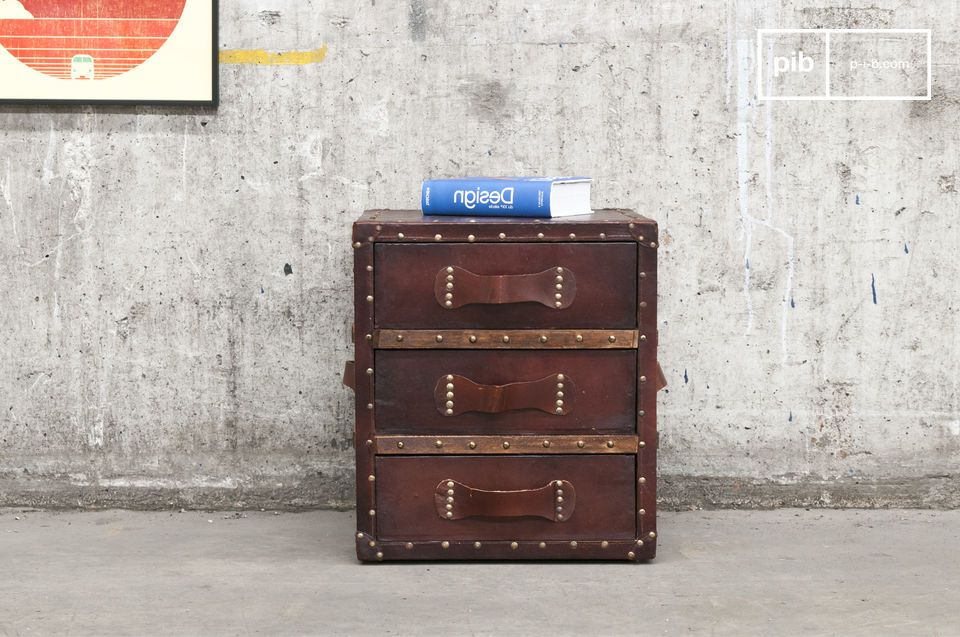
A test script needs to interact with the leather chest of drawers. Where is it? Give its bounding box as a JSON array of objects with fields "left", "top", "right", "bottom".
[{"left": 346, "top": 209, "right": 662, "bottom": 561}]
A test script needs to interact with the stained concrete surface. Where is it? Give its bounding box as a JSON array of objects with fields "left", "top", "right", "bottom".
[
  {"left": 1, "top": 509, "right": 957, "bottom": 636},
  {"left": 2, "top": 1, "right": 959, "bottom": 510}
]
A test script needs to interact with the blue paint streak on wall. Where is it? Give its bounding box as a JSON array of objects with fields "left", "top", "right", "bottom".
[
  {"left": 788, "top": 410, "right": 793, "bottom": 422},
  {"left": 683, "top": 369, "right": 688, "bottom": 384},
  {"left": 855, "top": 193, "right": 860, "bottom": 205},
  {"left": 904, "top": 243, "right": 909, "bottom": 254},
  {"left": 790, "top": 297, "right": 795, "bottom": 308},
  {"left": 745, "top": 258, "right": 750, "bottom": 269},
  {"left": 871, "top": 273, "right": 877, "bottom": 304}
]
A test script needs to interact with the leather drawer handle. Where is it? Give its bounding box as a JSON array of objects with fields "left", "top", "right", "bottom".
[
  {"left": 435, "top": 479, "right": 575, "bottom": 522},
  {"left": 435, "top": 266, "right": 576, "bottom": 310},
  {"left": 436, "top": 373, "right": 573, "bottom": 416}
]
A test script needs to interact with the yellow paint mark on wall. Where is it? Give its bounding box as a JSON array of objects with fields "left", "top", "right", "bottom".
[{"left": 219, "top": 45, "right": 328, "bottom": 65}]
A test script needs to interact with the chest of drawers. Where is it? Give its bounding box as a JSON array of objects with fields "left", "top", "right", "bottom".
[{"left": 347, "top": 209, "right": 661, "bottom": 561}]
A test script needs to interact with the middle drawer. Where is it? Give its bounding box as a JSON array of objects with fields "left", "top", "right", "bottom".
[{"left": 374, "top": 349, "right": 636, "bottom": 435}]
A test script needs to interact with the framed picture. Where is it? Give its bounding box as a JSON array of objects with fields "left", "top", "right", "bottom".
[{"left": 0, "top": 0, "right": 218, "bottom": 106}]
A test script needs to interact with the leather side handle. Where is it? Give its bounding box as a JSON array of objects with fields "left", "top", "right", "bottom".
[
  {"left": 343, "top": 361, "right": 356, "bottom": 391},
  {"left": 436, "top": 373, "right": 573, "bottom": 416},
  {"left": 435, "top": 266, "right": 576, "bottom": 310},
  {"left": 435, "top": 479, "right": 575, "bottom": 522}
]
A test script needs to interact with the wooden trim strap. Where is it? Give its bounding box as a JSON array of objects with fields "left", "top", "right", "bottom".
[
  {"left": 375, "top": 329, "right": 639, "bottom": 349},
  {"left": 376, "top": 435, "right": 640, "bottom": 455}
]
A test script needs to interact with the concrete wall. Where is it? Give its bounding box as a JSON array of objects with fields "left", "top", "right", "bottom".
[{"left": 1, "top": 1, "right": 957, "bottom": 510}]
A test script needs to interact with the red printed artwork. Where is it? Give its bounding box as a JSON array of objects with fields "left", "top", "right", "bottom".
[{"left": 0, "top": 0, "right": 186, "bottom": 80}]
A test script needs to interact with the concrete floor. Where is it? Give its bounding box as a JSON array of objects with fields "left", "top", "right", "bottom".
[{"left": 0, "top": 509, "right": 957, "bottom": 636}]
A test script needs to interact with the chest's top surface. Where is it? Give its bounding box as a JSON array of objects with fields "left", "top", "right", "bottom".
[{"left": 354, "top": 209, "right": 656, "bottom": 243}]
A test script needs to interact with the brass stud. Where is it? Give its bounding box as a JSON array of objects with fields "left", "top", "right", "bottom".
[
  {"left": 627, "top": 551, "right": 635, "bottom": 560},
  {"left": 369, "top": 509, "right": 376, "bottom": 516},
  {"left": 543, "top": 440, "right": 550, "bottom": 448},
  {"left": 601, "top": 541, "right": 609, "bottom": 548},
  {"left": 446, "top": 375, "right": 454, "bottom": 381},
  {"left": 445, "top": 409, "right": 453, "bottom": 416},
  {"left": 640, "top": 301, "right": 648, "bottom": 308},
  {"left": 537, "top": 232, "right": 545, "bottom": 239},
  {"left": 366, "top": 403, "right": 373, "bottom": 410},
  {"left": 435, "top": 440, "right": 443, "bottom": 448},
  {"left": 639, "top": 235, "right": 645, "bottom": 242},
  {"left": 368, "top": 474, "right": 376, "bottom": 482},
  {"left": 556, "top": 489, "right": 563, "bottom": 496},
  {"left": 376, "top": 551, "right": 384, "bottom": 561},
  {"left": 648, "top": 531, "right": 657, "bottom": 539},
  {"left": 365, "top": 334, "right": 372, "bottom": 341},
  {"left": 468, "top": 234, "right": 476, "bottom": 242},
  {"left": 510, "top": 541, "right": 519, "bottom": 550},
  {"left": 436, "top": 335, "right": 444, "bottom": 343},
  {"left": 569, "top": 233, "right": 576, "bottom": 239},
  {"left": 366, "top": 265, "right": 373, "bottom": 272},
  {"left": 555, "top": 480, "right": 563, "bottom": 487},
  {"left": 446, "top": 511, "right": 453, "bottom": 518},
  {"left": 446, "top": 266, "right": 453, "bottom": 273},
  {"left": 577, "top": 440, "right": 585, "bottom": 448},
  {"left": 575, "top": 334, "right": 583, "bottom": 343},
  {"left": 468, "top": 335, "right": 477, "bottom": 343},
  {"left": 397, "top": 233, "right": 405, "bottom": 239},
  {"left": 555, "top": 302, "right": 562, "bottom": 308},
  {"left": 353, "top": 241, "right": 362, "bottom": 249},
  {"left": 557, "top": 374, "right": 565, "bottom": 381},
  {"left": 556, "top": 275, "right": 563, "bottom": 283},
  {"left": 557, "top": 514, "right": 563, "bottom": 520},
  {"left": 606, "top": 440, "right": 614, "bottom": 448},
  {"left": 639, "top": 477, "right": 646, "bottom": 484},
  {"left": 639, "top": 272, "right": 647, "bottom": 278},
  {"left": 639, "top": 441, "right": 646, "bottom": 448},
  {"left": 539, "top": 335, "right": 548, "bottom": 343},
  {"left": 555, "top": 293, "right": 562, "bottom": 300},
  {"left": 441, "top": 541, "right": 450, "bottom": 549},
  {"left": 446, "top": 392, "right": 454, "bottom": 399},
  {"left": 640, "top": 334, "right": 647, "bottom": 341},
  {"left": 539, "top": 542, "right": 547, "bottom": 548},
  {"left": 356, "top": 532, "right": 364, "bottom": 539},
  {"left": 446, "top": 489, "right": 454, "bottom": 496},
  {"left": 639, "top": 509, "right": 646, "bottom": 516},
  {"left": 446, "top": 496, "right": 454, "bottom": 503},
  {"left": 445, "top": 401, "right": 453, "bottom": 409},
  {"left": 502, "top": 335, "right": 510, "bottom": 343},
  {"left": 434, "top": 234, "right": 442, "bottom": 241},
  {"left": 556, "top": 399, "right": 564, "bottom": 407},
  {"left": 502, "top": 441, "right": 510, "bottom": 449},
  {"left": 629, "top": 223, "right": 635, "bottom": 229},
  {"left": 368, "top": 540, "right": 376, "bottom": 547},
  {"left": 636, "top": 539, "right": 644, "bottom": 547},
  {"left": 556, "top": 391, "right": 564, "bottom": 398},
  {"left": 570, "top": 541, "right": 578, "bottom": 549},
  {"left": 366, "top": 439, "right": 373, "bottom": 446},
  {"left": 650, "top": 241, "right": 657, "bottom": 248},
  {"left": 397, "top": 442, "right": 404, "bottom": 449},
  {"left": 555, "top": 283, "right": 563, "bottom": 291},
  {"left": 396, "top": 334, "right": 404, "bottom": 342},
  {"left": 608, "top": 335, "right": 617, "bottom": 343},
  {"left": 468, "top": 441, "right": 476, "bottom": 449},
  {"left": 366, "top": 295, "right": 374, "bottom": 303},
  {"left": 445, "top": 282, "right": 453, "bottom": 290},
  {"left": 640, "top": 375, "right": 647, "bottom": 383},
  {"left": 446, "top": 383, "right": 454, "bottom": 391},
  {"left": 556, "top": 496, "right": 564, "bottom": 503},
  {"left": 474, "top": 541, "right": 482, "bottom": 549},
  {"left": 599, "top": 233, "right": 606, "bottom": 239},
  {"left": 639, "top": 410, "right": 646, "bottom": 416},
  {"left": 555, "top": 407, "right": 563, "bottom": 414},
  {"left": 498, "top": 232, "right": 506, "bottom": 239},
  {"left": 366, "top": 367, "right": 374, "bottom": 376},
  {"left": 557, "top": 383, "right": 564, "bottom": 390},
  {"left": 406, "top": 542, "right": 414, "bottom": 550}
]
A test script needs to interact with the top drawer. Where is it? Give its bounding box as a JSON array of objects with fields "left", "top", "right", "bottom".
[{"left": 373, "top": 243, "right": 637, "bottom": 329}]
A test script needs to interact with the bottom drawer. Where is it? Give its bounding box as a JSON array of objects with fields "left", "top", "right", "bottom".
[{"left": 375, "top": 455, "right": 636, "bottom": 541}]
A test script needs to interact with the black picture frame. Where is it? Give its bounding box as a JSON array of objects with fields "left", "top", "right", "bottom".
[{"left": 0, "top": 0, "right": 218, "bottom": 107}]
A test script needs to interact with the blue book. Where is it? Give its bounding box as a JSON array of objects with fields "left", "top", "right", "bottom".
[{"left": 421, "top": 177, "right": 592, "bottom": 218}]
